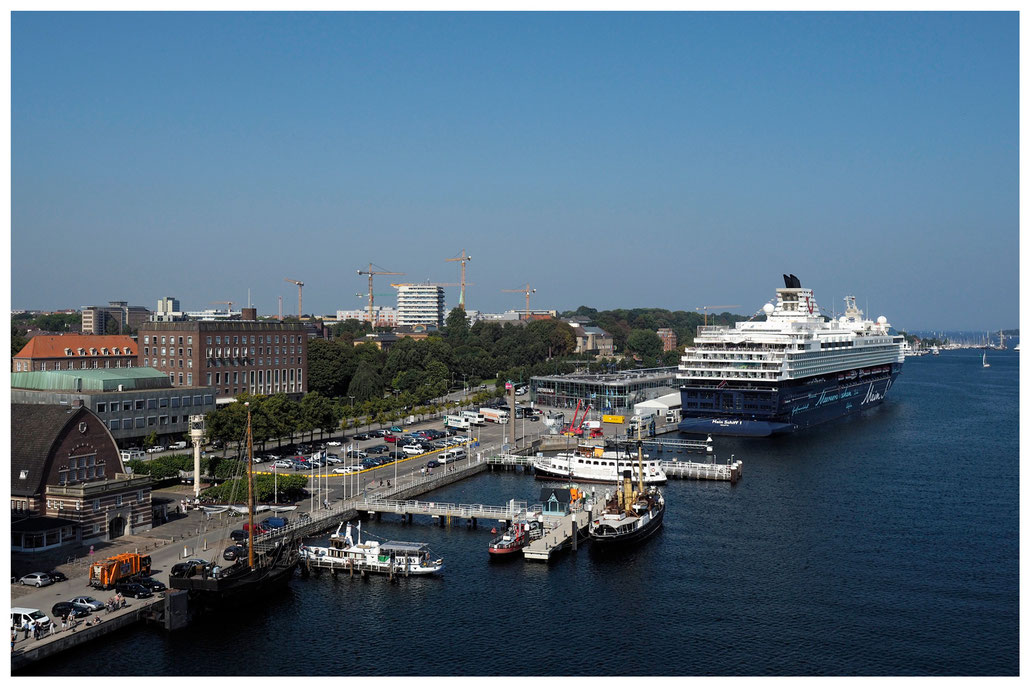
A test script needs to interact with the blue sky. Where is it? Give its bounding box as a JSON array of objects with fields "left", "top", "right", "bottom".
[{"left": 11, "top": 12, "right": 1019, "bottom": 330}]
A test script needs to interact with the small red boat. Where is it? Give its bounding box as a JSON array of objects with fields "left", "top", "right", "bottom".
[{"left": 487, "top": 521, "right": 542, "bottom": 556}]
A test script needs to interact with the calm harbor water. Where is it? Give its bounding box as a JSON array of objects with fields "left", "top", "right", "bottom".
[{"left": 26, "top": 349, "right": 1019, "bottom": 675}]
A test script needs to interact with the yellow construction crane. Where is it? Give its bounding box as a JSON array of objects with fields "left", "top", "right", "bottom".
[
  {"left": 696, "top": 305, "right": 740, "bottom": 326},
  {"left": 211, "top": 300, "right": 234, "bottom": 315},
  {"left": 444, "top": 249, "right": 472, "bottom": 308},
  {"left": 502, "top": 284, "right": 536, "bottom": 319},
  {"left": 357, "top": 264, "right": 404, "bottom": 326},
  {"left": 284, "top": 278, "right": 304, "bottom": 319}
]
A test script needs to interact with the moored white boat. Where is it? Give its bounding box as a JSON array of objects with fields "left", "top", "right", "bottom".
[
  {"left": 533, "top": 445, "right": 667, "bottom": 484},
  {"left": 300, "top": 522, "right": 443, "bottom": 576}
]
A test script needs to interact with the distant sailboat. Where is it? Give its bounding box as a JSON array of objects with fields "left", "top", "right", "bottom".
[{"left": 982, "top": 352, "right": 990, "bottom": 368}]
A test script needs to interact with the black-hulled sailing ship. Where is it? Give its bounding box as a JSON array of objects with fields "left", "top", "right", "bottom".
[
  {"left": 169, "top": 402, "right": 299, "bottom": 605},
  {"left": 588, "top": 442, "right": 665, "bottom": 546}
]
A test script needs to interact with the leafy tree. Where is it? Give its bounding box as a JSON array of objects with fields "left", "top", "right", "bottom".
[
  {"left": 307, "top": 338, "right": 357, "bottom": 397},
  {"left": 264, "top": 394, "right": 300, "bottom": 447},
  {"left": 299, "top": 391, "right": 337, "bottom": 441},
  {"left": 348, "top": 360, "right": 384, "bottom": 403},
  {"left": 626, "top": 329, "right": 663, "bottom": 358},
  {"left": 11, "top": 324, "right": 28, "bottom": 357},
  {"left": 444, "top": 306, "right": 470, "bottom": 342}
]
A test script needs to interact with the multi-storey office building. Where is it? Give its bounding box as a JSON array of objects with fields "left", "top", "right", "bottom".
[
  {"left": 137, "top": 319, "right": 308, "bottom": 399},
  {"left": 395, "top": 283, "right": 445, "bottom": 328},
  {"left": 10, "top": 368, "right": 217, "bottom": 446}
]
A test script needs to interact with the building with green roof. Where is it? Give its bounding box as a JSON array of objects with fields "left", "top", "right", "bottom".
[{"left": 11, "top": 369, "right": 217, "bottom": 447}]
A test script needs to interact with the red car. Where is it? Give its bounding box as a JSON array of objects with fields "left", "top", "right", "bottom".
[
  {"left": 243, "top": 523, "right": 269, "bottom": 534},
  {"left": 384, "top": 434, "right": 399, "bottom": 443}
]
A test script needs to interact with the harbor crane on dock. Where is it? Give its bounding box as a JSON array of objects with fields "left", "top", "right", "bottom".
[
  {"left": 503, "top": 283, "right": 537, "bottom": 319},
  {"left": 445, "top": 249, "right": 472, "bottom": 308},
  {"left": 357, "top": 264, "right": 404, "bottom": 326},
  {"left": 284, "top": 278, "right": 304, "bottom": 319},
  {"left": 696, "top": 304, "right": 740, "bottom": 326}
]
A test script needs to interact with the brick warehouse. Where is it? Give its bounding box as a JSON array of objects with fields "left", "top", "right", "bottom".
[
  {"left": 11, "top": 404, "right": 153, "bottom": 552},
  {"left": 137, "top": 317, "right": 308, "bottom": 399}
]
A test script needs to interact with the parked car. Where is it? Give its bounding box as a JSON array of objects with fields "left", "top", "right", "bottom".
[
  {"left": 18, "top": 572, "right": 53, "bottom": 588},
  {"left": 69, "top": 596, "right": 105, "bottom": 612},
  {"left": 367, "top": 445, "right": 389, "bottom": 454},
  {"left": 293, "top": 459, "right": 312, "bottom": 471},
  {"left": 353, "top": 433, "right": 371, "bottom": 441},
  {"left": 169, "top": 440, "right": 188, "bottom": 450},
  {"left": 370, "top": 429, "right": 388, "bottom": 438},
  {"left": 326, "top": 440, "right": 343, "bottom": 446},
  {"left": 114, "top": 582, "right": 153, "bottom": 599},
  {"left": 243, "top": 523, "right": 269, "bottom": 534},
  {"left": 51, "top": 601, "right": 91, "bottom": 619},
  {"left": 46, "top": 570, "right": 68, "bottom": 583},
  {"left": 146, "top": 445, "right": 166, "bottom": 454},
  {"left": 426, "top": 460, "right": 440, "bottom": 469},
  {"left": 261, "top": 517, "right": 288, "bottom": 530},
  {"left": 384, "top": 434, "right": 399, "bottom": 443},
  {"left": 325, "top": 455, "right": 342, "bottom": 464},
  {"left": 230, "top": 529, "right": 248, "bottom": 543},
  {"left": 272, "top": 460, "right": 293, "bottom": 469},
  {"left": 223, "top": 545, "right": 246, "bottom": 562},
  {"left": 170, "top": 559, "right": 209, "bottom": 578},
  {"left": 333, "top": 465, "right": 360, "bottom": 474},
  {"left": 134, "top": 576, "right": 167, "bottom": 592}
]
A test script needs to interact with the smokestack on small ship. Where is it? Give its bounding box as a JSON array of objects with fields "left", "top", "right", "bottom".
[
  {"left": 622, "top": 469, "right": 633, "bottom": 512},
  {"left": 636, "top": 441, "right": 645, "bottom": 499}
]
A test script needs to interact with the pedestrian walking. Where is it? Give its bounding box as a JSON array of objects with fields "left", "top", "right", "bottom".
[
  {"left": 88, "top": 544, "right": 94, "bottom": 558},
  {"left": 11, "top": 630, "right": 16, "bottom": 651},
  {"left": 21, "top": 621, "right": 29, "bottom": 640},
  {"left": 28, "top": 621, "right": 36, "bottom": 640},
  {"left": 60, "top": 615, "right": 67, "bottom": 631}
]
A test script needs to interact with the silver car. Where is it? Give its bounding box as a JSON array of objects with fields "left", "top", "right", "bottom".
[{"left": 19, "top": 572, "right": 54, "bottom": 588}]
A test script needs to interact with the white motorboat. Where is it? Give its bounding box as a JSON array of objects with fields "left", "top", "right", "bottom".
[{"left": 300, "top": 522, "right": 443, "bottom": 576}]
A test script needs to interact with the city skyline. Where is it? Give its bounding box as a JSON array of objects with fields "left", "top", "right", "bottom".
[{"left": 12, "top": 12, "right": 1019, "bottom": 331}]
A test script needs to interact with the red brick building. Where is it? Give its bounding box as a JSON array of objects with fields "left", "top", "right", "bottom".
[
  {"left": 657, "top": 328, "right": 678, "bottom": 353},
  {"left": 12, "top": 334, "right": 137, "bottom": 373},
  {"left": 138, "top": 319, "right": 308, "bottom": 399},
  {"left": 11, "top": 404, "right": 153, "bottom": 551}
]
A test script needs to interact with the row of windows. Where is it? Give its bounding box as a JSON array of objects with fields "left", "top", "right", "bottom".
[
  {"left": 206, "top": 369, "right": 303, "bottom": 386},
  {"left": 144, "top": 347, "right": 192, "bottom": 357},
  {"left": 143, "top": 335, "right": 194, "bottom": 345},
  {"left": 47, "top": 491, "right": 146, "bottom": 510},
  {"left": 107, "top": 414, "right": 191, "bottom": 430},
  {"left": 18, "top": 360, "right": 135, "bottom": 372},
  {"left": 94, "top": 395, "right": 213, "bottom": 414},
  {"left": 205, "top": 334, "right": 301, "bottom": 345}
]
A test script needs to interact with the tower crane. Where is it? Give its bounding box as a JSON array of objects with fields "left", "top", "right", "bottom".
[
  {"left": 445, "top": 249, "right": 472, "bottom": 308},
  {"left": 211, "top": 301, "right": 234, "bottom": 316},
  {"left": 502, "top": 284, "right": 536, "bottom": 319},
  {"left": 695, "top": 305, "right": 740, "bottom": 326},
  {"left": 284, "top": 278, "right": 304, "bottom": 319},
  {"left": 357, "top": 264, "right": 404, "bottom": 327}
]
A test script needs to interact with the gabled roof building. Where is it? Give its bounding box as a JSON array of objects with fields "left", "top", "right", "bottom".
[{"left": 12, "top": 334, "right": 137, "bottom": 373}]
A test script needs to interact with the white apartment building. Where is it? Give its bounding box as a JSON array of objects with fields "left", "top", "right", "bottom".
[
  {"left": 396, "top": 284, "right": 445, "bottom": 328},
  {"left": 336, "top": 307, "right": 399, "bottom": 327}
]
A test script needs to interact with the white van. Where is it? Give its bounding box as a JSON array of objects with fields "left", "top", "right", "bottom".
[
  {"left": 11, "top": 607, "right": 51, "bottom": 631},
  {"left": 120, "top": 449, "right": 145, "bottom": 461},
  {"left": 169, "top": 441, "right": 188, "bottom": 451}
]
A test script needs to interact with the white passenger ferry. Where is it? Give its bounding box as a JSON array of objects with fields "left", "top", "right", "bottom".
[
  {"left": 678, "top": 274, "right": 905, "bottom": 436},
  {"left": 532, "top": 445, "right": 667, "bottom": 484}
]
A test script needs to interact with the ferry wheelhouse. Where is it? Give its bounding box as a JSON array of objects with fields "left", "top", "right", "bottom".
[{"left": 677, "top": 275, "right": 904, "bottom": 436}]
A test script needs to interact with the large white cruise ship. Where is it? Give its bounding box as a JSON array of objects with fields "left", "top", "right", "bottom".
[{"left": 677, "top": 274, "right": 905, "bottom": 436}]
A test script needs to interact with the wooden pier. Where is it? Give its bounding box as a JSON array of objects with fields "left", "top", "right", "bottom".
[{"left": 522, "top": 503, "right": 600, "bottom": 562}]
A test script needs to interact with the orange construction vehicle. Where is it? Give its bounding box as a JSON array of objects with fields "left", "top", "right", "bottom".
[{"left": 89, "top": 552, "right": 152, "bottom": 590}]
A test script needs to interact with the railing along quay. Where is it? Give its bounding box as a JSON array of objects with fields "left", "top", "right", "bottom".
[{"left": 660, "top": 458, "right": 742, "bottom": 483}]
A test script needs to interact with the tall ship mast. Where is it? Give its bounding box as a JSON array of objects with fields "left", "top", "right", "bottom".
[
  {"left": 677, "top": 274, "right": 904, "bottom": 437},
  {"left": 169, "top": 402, "right": 300, "bottom": 606}
]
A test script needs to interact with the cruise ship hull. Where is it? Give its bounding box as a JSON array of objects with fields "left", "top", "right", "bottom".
[{"left": 678, "top": 365, "right": 902, "bottom": 437}]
